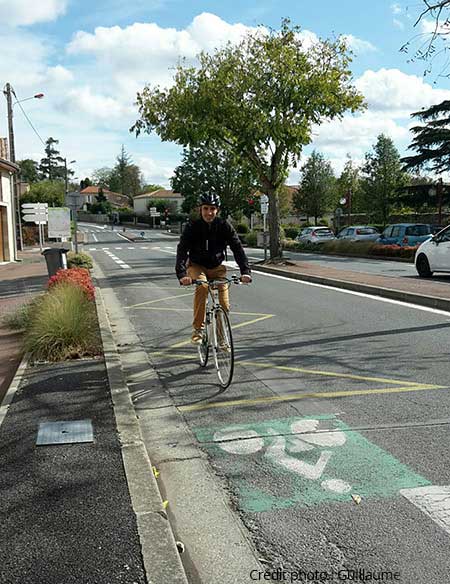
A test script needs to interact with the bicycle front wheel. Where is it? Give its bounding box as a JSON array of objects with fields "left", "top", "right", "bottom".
[
  {"left": 212, "top": 307, "right": 234, "bottom": 388},
  {"left": 198, "top": 325, "right": 209, "bottom": 367}
]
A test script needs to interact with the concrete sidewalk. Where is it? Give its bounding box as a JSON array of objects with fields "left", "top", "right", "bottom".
[{"left": 0, "top": 252, "right": 188, "bottom": 584}]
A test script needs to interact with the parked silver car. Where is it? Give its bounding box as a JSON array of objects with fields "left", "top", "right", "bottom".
[
  {"left": 336, "top": 225, "right": 380, "bottom": 242},
  {"left": 296, "top": 226, "right": 335, "bottom": 244}
]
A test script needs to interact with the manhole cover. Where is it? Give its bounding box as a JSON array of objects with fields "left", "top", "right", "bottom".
[{"left": 36, "top": 420, "right": 94, "bottom": 445}]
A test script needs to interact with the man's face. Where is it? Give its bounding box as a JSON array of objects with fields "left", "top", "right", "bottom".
[{"left": 201, "top": 204, "right": 219, "bottom": 223}]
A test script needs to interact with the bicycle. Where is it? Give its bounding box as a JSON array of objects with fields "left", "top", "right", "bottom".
[{"left": 193, "top": 275, "right": 243, "bottom": 389}]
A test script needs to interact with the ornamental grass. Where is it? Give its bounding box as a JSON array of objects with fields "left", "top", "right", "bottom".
[{"left": 24, "top": 282, "right": 102, "bottom": 362}]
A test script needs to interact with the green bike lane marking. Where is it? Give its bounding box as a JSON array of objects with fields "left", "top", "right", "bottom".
[{"left": 194, "top": 415, "right": 430, "bottom": 512}]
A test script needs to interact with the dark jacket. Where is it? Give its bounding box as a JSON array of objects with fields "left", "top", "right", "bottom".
[{"left": 176, "top": 217, "right": 251, "bottom": 279}]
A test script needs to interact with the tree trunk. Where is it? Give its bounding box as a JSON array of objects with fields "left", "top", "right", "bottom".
[{"left": 267, "top": 187, "right": 282, "bottom": 260}]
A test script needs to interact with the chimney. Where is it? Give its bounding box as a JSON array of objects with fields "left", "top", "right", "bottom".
[{"left": 0, "top": 138, "right": 8, "bottom": 159}]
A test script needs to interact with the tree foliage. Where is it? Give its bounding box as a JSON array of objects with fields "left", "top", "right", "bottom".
[
  {"left": 294, "top": 151, "right": 336, "bottom": 223},
  {"left": 18, "top": 159, "right": 39, "bottom": 184},
  {"left": 402, "top": 100, "right": 450, "bottom": 172},
  {"left": 360, "top": 135, "right": 407, "bottom": 224},
  {"left": 171, "top": 142, "right": 259, "bottom": 217},
  {"left": 335, "top": 157, "right": 365, "bottom": 212},
  {"left": 38, "top": 137, "right": 66, "bottom": 181},
  {"left": 132, "top": 19, "right": 365, "bottom": 258},
  {"left": 21, "top": 180, "right": 65, "bottom": 207}
]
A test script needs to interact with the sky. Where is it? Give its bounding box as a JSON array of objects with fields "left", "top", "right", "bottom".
[{"left": 1, "top": 0, "right": 450, "bottom": 188}]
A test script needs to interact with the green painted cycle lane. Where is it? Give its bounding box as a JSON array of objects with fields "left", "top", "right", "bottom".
[{"left": 194, "top": 414, "right": 430, "bottom": 512}]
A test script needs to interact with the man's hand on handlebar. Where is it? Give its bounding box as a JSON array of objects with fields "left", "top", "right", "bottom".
[{"left": 180, "top": 276, "right": 192, "bottom": 286}]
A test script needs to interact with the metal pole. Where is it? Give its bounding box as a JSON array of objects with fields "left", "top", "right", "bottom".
[
  {"left": 4, "top": 83, "right": 22, "bottom": 256},
  {"left": 263, "top": 213, "right": 267, "bottom": 261},
  {"left": 73, "top": 207, "right": 78, "bottom": 253}
]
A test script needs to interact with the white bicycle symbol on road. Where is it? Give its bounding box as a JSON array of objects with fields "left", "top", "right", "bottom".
[{"left": 214, "top": 418, "right": 352, "bottom": 494}]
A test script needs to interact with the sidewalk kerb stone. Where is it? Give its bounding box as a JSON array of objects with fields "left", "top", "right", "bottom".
[{"left": 95, "top": 278, "right": 189, "bottom": 584}]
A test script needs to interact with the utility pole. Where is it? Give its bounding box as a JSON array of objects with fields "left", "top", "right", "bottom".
[{"left": 4, "top": 83, "right": 22, "bottom": 254}]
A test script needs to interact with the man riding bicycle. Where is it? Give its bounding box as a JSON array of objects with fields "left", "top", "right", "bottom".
[{"left": 176, "top": 193, "right": 252, "bottom": 344}]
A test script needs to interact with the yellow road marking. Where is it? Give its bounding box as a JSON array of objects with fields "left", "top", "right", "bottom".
[
  {"left": 127, "top": 292, "right": 193, "bottom": 309},
  {"left": 239, "top": 361, "right": 435, "bottom": 387},
  {"left": 178, "top": 384, "right": 449, "bottom": 412},
  {"left": 149, "top": 351, "right": 435, "bottom": 389}
]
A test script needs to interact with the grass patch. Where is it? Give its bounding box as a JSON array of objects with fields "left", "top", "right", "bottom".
[
  {"left": 3, "top": 296, "right": 45, "bottom": 331},
  {"left": 24, "top": 283, "right": 102, "bottom": 362}
]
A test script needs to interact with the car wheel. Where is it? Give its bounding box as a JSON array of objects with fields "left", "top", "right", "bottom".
[{"left": 416, "top": 254, "right": 433, "bottom": 278}]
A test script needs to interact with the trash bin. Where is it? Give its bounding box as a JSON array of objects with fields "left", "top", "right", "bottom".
[{"left": 42, "top": 248, "right": 68, "bottom": 277}]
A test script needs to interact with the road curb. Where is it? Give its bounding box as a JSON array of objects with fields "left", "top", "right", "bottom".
[
  {"left": 94, "top": 283, "right": 189, "bottom": 584},
  {"left": 0, "top": 352, "right": 29, "bottom": 429},
  {"left": 252, "top": 264, "right": 450, "bottom": 313}
]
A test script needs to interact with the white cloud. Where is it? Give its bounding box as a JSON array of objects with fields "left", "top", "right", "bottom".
[
  {"left": 0, "top": 0, "right": 68, "bottom": 26},
  {"left": 393, "top": 18, "right": 404, "bottom": 30},
  {"left": 59, "top": 87, "right": 135, "bottom": 121},
  {"left": 342, "top": 34, "right": 376, "bottom": 54},
  {"left": 137, "top": 156, "right": 174, "bottom": 186},
  {"left": 355, "top": 68, "right": 450, "bottom": 116},
  {"left": 391, "top": 3, "right": 402, "bottom": 15},
  {"left": 45, "top": 65, "right": 74, "bottom": 84},
  {"left": 420, "top": 18, "right": 450, "bottom": 35}
]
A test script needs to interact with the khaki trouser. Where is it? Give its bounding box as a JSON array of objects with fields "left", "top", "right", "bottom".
[{"left": 187, "top": 263, "right": 230, "bottom": 330}]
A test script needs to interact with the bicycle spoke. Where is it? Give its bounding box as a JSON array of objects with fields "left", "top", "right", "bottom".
[{"left": 213, "top": 308, "right": 234, "bottom": 388}]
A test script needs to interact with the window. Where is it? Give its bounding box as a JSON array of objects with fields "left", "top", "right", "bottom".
[
  {"left": 356, "top": 228, "right": 377, "bottom": 235},
  {"left": 436, "top": 226, "right": 450, "bottom": 242},
  {"left": 405, "top": 225, "right": 431, "bottom": 236},
  {"left": 391, "top": 226, "right": 401, "bottom": 237},
  {"left": 383, "top": 227, "right": 393, "bottom": 238}
]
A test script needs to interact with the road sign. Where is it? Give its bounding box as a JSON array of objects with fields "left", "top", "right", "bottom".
[
  {"left": 23, "top": 215, "right": 48, "bottom": 223},
  {"left": 21, "top": 203, "right": 48, "bottom": 210},
  {"left": 260, "top": 194, "right": 269, "bottom": 204},
  {"left": 261, "top": 203, "right": 269, "bottom": 214},
  {"left": 48, "top": 207, "right": 71, "bottom": 238}
]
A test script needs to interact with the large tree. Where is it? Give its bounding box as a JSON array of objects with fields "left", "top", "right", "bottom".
[
  {"left": 21, "top": 180, "right": 65, "bottom": 207},
  {"left": 335, "top": 157, "right": 364, "bottom": 213},
  {"left": 294, "top": 150, "right": 336, "bottom": 224},
  {"left": 171, "top": 142, "right": 259, "bottom": 217},
  {"left": 402, "top": 100, "right": 450, "bottom": 173},
  {"left": 38, "top": 137, "right": 66, "bottom": 181},
  {"left": 360, "top": 135, "right": 407, "bottom": 224},
  {"left": 132, "top": 19, "right": 364, "bottom": 259}
]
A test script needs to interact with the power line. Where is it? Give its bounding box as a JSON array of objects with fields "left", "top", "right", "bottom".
[{"left": 11, "top": 87, "right": 46, "bottom": 147}]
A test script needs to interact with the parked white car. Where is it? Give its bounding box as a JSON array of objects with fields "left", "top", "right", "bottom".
[
  {"left": 296, "top": 226, "right": 335, "bottom": 244},
  {"left": 415, "top": 225, "right": 450, "bottom": 277}
]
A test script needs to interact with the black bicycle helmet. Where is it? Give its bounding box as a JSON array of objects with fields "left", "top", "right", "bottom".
[{"left": 199, "top": 192, "right": 221, "bottom": 207}]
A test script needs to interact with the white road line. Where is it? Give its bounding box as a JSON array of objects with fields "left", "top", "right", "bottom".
[
  {"left": 88, "top": 248, "right": 97, "bottom": 251},
  {"left": 128, "top": 246, "right": 135, "bottom": 249},
  {"left": 119, "top": 264, "right": 131, "bottom": 269},
  {"left": 115, "top": 247, "right": 122, "bottom": 250},
  {"left": 92, "top": 234, "right": 98, "bottom": 242},
  {"left": 159, "top": 249, "right": 177, "bottom": 255},
  {"left": 251, "top": 269, "right": 450, "bottom": 317},
  {"left": 115, "top": 260, "right": 126, "bottom": 265},
  {"left": 142, "top": 246, "right": 149, "bottom": 249},
  {"left": 401, "top": 486, "right": 450, "bottom": 536}
]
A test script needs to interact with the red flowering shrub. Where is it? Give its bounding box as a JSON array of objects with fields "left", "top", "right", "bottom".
[
  {"left": 370, "top": 244, "right": 417, "bottom": 259},
  {"left": 48, "top": 268, "right": 95, "bottom": 301}
]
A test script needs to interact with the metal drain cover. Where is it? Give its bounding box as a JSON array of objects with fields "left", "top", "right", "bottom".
[{"left": 36, "top": 420, "right": 94, "bottom": 445}]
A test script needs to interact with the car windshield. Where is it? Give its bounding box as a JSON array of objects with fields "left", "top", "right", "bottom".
[
  {"left": 314, "top": 229, "right": 332, "bottom": 236},
  {"left": 405, "top": 225, "right": 431, "bottom": 236}
]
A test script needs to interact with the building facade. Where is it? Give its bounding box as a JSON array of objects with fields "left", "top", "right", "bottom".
[
  {"left": 133, "top": 189, "right": 183, "bottom": 215},
  {"left": 0, "top": 157, "right": 19, "bottom": 263}
]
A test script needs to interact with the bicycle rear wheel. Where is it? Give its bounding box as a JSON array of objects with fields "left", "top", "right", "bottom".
[
  {"left": 212, "top": 307, "right": 234, "bottom": 388},
  {"left": 198, "top": 325, "right": 209, "bottom": 367}
]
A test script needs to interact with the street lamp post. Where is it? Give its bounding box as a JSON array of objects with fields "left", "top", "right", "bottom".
[{"left": 3, "top": 83, "right": 44, "bottom": 254}]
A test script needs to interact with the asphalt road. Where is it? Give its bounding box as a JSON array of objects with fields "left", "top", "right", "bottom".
[{"left": 81, "top": 224, "right": 450, "bottom": 584}]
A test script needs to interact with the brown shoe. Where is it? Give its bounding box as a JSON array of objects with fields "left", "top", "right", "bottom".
[{"left": 191, "top": 329, "right": 203, "bottom": 344}]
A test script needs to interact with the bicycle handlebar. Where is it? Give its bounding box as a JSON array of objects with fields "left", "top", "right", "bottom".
[{"left": 192, "top": 275, "right": 249, "bottom": 287}]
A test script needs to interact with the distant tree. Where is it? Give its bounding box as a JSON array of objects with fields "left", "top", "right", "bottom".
[
  {"left": 335, "top": 157, "right": 364, "bottom": 212},
  {"left": 38, "top": 137, "right": 65, "bottom": 181},
  {"left": 295, "top": 151, "right": 336, "bottom": 224},
  {"left": 92, "top": 167, "right": 113, "bottom": 188},
  {"left": 17, "top": 159, "right": 39, "bottom": 184},
  {"left": 109, "top": 146, "right": 143, "bottom": 199},
  {"left": 171, "top": 142, "right": 259, "bottom": 217},
  {"left": 360, "top": 134, "right": 407, "bottom": 224},
  {"left": 79, "top": 177, "right": 92, "bottom": 190},
  {"left": 96, "top": 187, "right": 107, "bottom": 203},
  {"left": 142, "top": 183, "right": 165, "bottom": 193},
  {"left": 21, "top": 180, "right": 65, "bottom": 207}
]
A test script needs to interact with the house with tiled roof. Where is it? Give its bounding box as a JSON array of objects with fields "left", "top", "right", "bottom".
[
  {"left": 133, "top": 189, "right": 183, "bottom": 215},
  {"left": 79, "top": 186, "right": 130, "bottom": 209}
]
